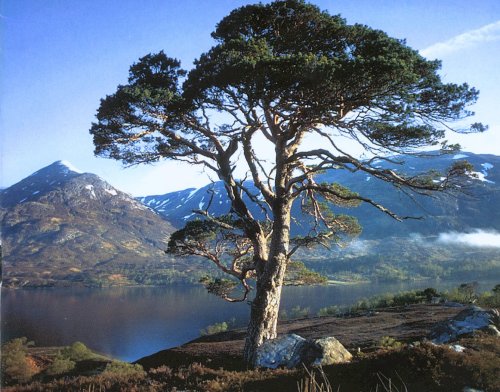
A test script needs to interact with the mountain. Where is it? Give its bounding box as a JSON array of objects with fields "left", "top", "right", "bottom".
[
  {"left": 314, "top": 152, "right": 500, "bottom": 238},
  {"left": 139, "top": 152, "right": 500, "bottom": 237},
  {"left": 2, "top": 153, "right": 498, "bottom": 287},
  {"left": 0, "top": 161, "right": 182, "bottom": 287},
  {"left": 139, "top": 183, "right": 231, "bottom": 227},
  {"left": 138, "top": 152, "right": 500, "bottom": 282}
]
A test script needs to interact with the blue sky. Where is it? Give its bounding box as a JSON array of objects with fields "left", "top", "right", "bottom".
[{"left": 1, "top": 0, "right": 500, "bottom": 196}]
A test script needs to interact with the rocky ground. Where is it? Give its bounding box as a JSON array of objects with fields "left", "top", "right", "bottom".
[
  {"left": 4, "top": 303, "right": 499, "bottom": 391},
  {"left": 136, "top": 303, "right": 465, "bottom": 370}
]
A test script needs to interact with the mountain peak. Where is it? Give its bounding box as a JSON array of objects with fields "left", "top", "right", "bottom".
[
  {"left": 1, "top": 160, "right": 85, "bottom": 207},
  {"left": 1, "top": 163, "right": 176, "bottom": 288},
  {"left": 52, "top": 160, "right": 84, "bottom": 174},
  {"left": 25, "top": 160, "right": 85, "bottom": 180}
]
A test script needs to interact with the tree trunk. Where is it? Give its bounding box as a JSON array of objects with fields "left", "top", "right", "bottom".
[
  {"left": 243, "top": 253, "right": 287, "bottom": 365},
  {"left": 243, "top": 199, "right": 292, "bottom": 366}
]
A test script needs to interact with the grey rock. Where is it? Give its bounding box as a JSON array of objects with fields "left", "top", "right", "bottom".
[
  {"left": 484, "top": 324, "right": 500, "bottom": 337},
  {"left": 255, "top": 334, "right": 352, "bottom": 369},
  {"left": 312, "top": 337, "right": 353, "bottom": 366},
  {"left": 449, "top": 344, "right": 466, "bottom": 353},
  {"left": 430, "top": 306, "right": 500, "bottom": 344},
  {"left": 255, "top": 334, "right": 308, "bottom": 369}
]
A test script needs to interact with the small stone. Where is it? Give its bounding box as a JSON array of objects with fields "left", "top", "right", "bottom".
[
  {"left": 484, "top": 325, "right": 500, "bottom": 337},
  {"left": 312, "top": 337, "right": 353, "bottom": 366},
  {"left": 449, "top": 344, "right": 466, "bottom": 353}
]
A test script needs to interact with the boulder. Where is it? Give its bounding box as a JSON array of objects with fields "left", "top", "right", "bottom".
[
  {"left": 430, "top": 306, "right": 500, "bottom": 344},
  {"left": 484, "top": 324, "right": 500, "bottom": 337},
  {"left": 311, "top": 337, "right": 353, "bottom": 366},
  {"left": 254, "top": 334, "right": 308, "bottom": 369},
  {"left": 254, "top": 334, "right": 352, "bottom": 369},
  {"left": 449, "top": 344, "right": 466, "bottom": 353}
]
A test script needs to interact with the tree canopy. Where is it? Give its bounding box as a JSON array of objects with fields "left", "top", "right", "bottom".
[{"left": 91, "top": 0, "right": 484, "bottom": 364}]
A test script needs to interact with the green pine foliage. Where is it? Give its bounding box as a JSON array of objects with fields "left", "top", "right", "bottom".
[
  {"left": 87, "top": 0, "right": 487, "bottom": 364},
  {"left": 378, "top": 336, "right": 403, "bottom": 350}
]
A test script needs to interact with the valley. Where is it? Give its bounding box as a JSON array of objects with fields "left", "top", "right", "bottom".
[{"left": 1, "top": 153, "right": 499, "bottom": 288}]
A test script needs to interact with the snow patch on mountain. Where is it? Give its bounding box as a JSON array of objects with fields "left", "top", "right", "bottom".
[
  {"left": 105, "top": 188, "right": 118, "bottom": 196},
  {"left": 84, "top": 184, "right": 97, "bottom": 199},
  {"left": 480, "top": 162, "right": 494, "bottom": 182},
  {"left": 57, "top": 160, "right": 83, "bottom": 174},
  {"left": 453, "top": 153, "right": 469, "bottom": 160},
  {"left": 470, "top": 171, "right": 494, "bottom": 184},
  {"left": 186, "top": 188, "right": 198, "bottom": 200}
]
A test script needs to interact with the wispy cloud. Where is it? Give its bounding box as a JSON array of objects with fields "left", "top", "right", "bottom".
[
  {"left": 421, "top": 20, "right": 500, "bottom": 58},
  {"left": 437, "top": 229, "right": 500, "bottom": 248}
]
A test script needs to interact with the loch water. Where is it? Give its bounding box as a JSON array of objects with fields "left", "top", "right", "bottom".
[{"left": 1, "top": 280, "right": 496, "bottom": 362}]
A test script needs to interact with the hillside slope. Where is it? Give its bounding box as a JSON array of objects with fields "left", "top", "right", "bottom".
[
  {"left": 0, "top": 161, "right": 181, "bottom": 287},
  {"left": 138, "top": 152, "right": 500, "bottom": 282}
]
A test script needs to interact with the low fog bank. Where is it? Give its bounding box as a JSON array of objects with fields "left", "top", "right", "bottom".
[
  {"left": 437, "top": 229, "right": 500, "bottom": 248},
  {"left": 339, "top": 229, "right": 500, "bottom": 255}
]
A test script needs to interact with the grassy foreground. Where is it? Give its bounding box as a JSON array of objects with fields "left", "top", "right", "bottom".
[
  {"left": 3, "top": 286, "right": 499, "bottom": 391},
  {"left": 1, "top": 334, "right": 499, "bottom": 391}
]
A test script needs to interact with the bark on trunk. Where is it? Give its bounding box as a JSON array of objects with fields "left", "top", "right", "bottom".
[
  {"left": 243, "top": 199, "right": 292, "bottom": 366},
  {"left": 243, "top": 253, "right": 287, "bottom": 365}
]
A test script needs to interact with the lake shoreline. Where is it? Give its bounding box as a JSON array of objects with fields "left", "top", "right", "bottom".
[
  {"left": 7, "top": 303, "right": 499, "bottom": 392},
  {"left": 3, "top": 280, "right": 498, "bottom": 362},
  {"left": 20, "top": 302, "right": 467, "bottom": 366},
  {"left": 0, "top": 275, "right": 482, "bottom": 290},
  {"left": 134, "top": 303, "right": 464, "bottom": 368}
]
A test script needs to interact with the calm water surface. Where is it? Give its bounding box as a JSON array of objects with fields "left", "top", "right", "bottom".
[{"left": 1, "top": 280, "right": 496, "bottom": 361}]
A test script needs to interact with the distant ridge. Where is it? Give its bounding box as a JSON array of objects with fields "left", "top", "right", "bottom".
[
  {"left": 2, "top": 153, "right": 499, "bottom": 287},
  {"left": 138, "top": 152, "right": 500, "bottom": 238},
  {"left": 0, "top": 161, "right": 179, "bottom": 287},
  {"left": 1, "top": 160, "right": 84, "bottom": 207},
  {"left": 136, "top": 152, "right": 500, "bottom": 283}
]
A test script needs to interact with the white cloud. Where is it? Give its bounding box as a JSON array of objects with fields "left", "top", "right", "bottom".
[
  {"left": 437, "top": 229, "right": 500, "bottom": 248},
  {"left": 421, "top": 20, "right": 500, "bottom": 58}
]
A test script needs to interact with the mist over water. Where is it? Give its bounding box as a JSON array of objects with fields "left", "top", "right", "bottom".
[
  {"left": 2, "top": 280, "right": 497, "bottom": 362},
  {"left": 437, "top": 229, "right": 500, "bottom": 248}
]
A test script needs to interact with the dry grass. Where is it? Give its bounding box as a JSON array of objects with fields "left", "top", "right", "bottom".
[{"left": 4, "top": 333, "right": 499, "bottom": 392}]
